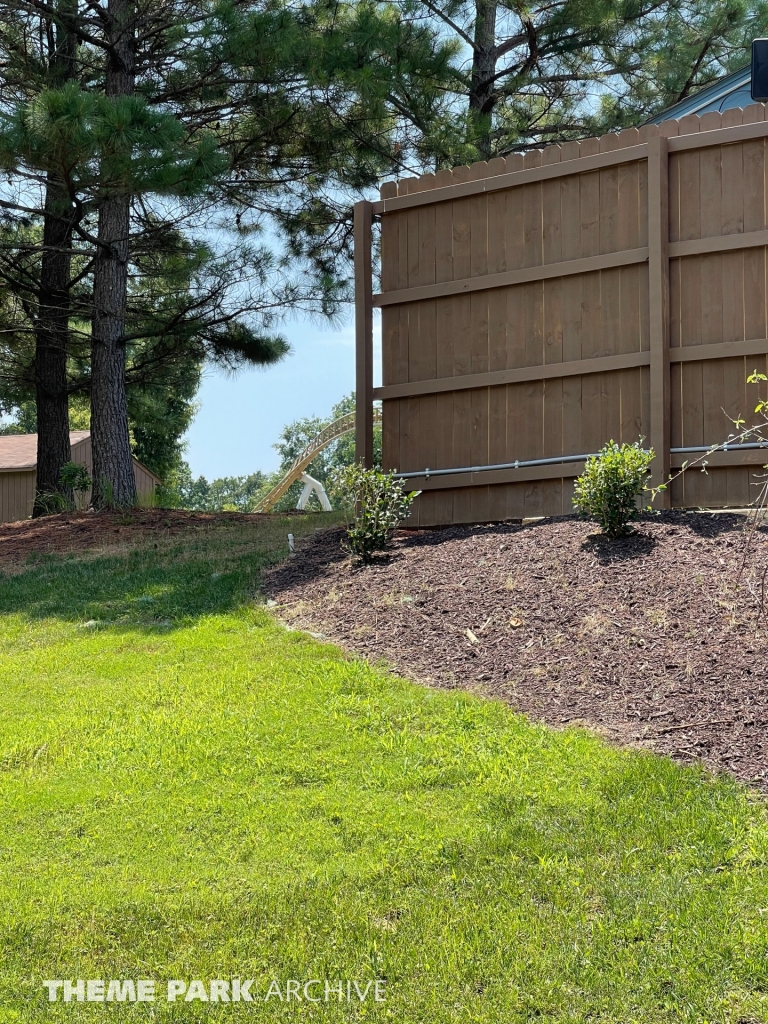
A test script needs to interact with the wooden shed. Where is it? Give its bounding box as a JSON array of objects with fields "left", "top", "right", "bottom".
[{"left": 0, "top": 431, "right": 161, "bottom": 523}]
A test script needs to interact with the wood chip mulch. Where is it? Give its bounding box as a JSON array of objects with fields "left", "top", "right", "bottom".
[{"left": 265, "top": 511, "right": 768, "bottom": 789}]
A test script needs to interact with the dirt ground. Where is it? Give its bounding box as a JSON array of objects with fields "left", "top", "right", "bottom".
[
  {"left": 265, "top": 511, "right": 768, "bottom": 789},
  {"left": 0, "top": 507, "right": 306, "bottom": 565}
]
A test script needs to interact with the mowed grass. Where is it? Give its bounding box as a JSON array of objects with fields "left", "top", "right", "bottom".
[{"left": 1, "top": 516, "right": 768, "bottom": 1022}]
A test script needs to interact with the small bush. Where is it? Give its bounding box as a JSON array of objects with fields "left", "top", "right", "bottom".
[
  {"left": 331, "top": 464, "right": 418, "bottom": 562},
  {"left": 60, "top": 462, "right": 92, "bottom": 509},
  {"left": 573, "top": 441, "right": 654, "bottom": 538},
  {"left": 33, "top": 462, "right": 93, "bottom": 517},
  {"left": 59, "top": 461, "right": 91, "bottom": 494}
]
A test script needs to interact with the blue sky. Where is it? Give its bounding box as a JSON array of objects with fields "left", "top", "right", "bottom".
[{"left": 183, "top": 310, "right": 382, "bottom": 480}]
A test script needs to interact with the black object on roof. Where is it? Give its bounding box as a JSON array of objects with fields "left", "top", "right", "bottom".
[{"left": 752, "top": 40, "right": 768, "bottom": 100}]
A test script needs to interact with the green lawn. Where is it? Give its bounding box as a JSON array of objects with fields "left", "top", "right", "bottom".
[{"left": 1, "top": 514, "right": 768, "bottom": 1022}]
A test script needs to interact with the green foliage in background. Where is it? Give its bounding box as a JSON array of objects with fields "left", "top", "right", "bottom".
[
  {"left": 58, "top": 462, "right": 90, "bottom": 491},
  {"left": 0, "top": 398, "right": 37, "bottom": 435},
  {"left": 162, "top": 393, "right": 382, "bottom": 513},
  {"left": 160, "top": 465, "right": 270, "bottom": 513},
  {"left": 271, "top": 394, "right": 382, "bottom": 512},
  {"left": 391, "top": 0, "right": 768, "bottom": 161},
  {"left": 0, "top": 0, "right": 460, "bottom": 502},
  {"left": 573, "top": 440, "right": 655, "bottom": 538}
]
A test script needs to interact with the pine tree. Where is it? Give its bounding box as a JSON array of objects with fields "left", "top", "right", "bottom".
[
  {"left": 0, "top": 0, "right": 456, "bottom": 508},
  {"left": 89, "top": 0, "right": 139, "bottom": 505},
  {"left": 402, "top": 0, "right": 768, "bottom": 160},
  {"left": 0, "top": 0, "right": 80, "bottom": 508}
]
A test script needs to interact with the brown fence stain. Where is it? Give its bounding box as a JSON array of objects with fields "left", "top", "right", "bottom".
[{"left": 355, "top": 106, "right": 768, "bottom": 526}]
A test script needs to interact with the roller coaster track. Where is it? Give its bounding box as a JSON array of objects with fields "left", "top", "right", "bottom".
[{"left": 253, "top": 407, "right": 382, "bottom": 513}]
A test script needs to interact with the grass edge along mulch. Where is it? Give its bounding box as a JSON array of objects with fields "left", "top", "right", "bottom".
[
  {"left": 1, "top": 512, "right": 768, "bottom": 1021},
  {"left": 266, "top": 510, "right": 768, "bottom": 791}
]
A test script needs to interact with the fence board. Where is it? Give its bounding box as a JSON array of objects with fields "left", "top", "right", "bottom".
[
  {"left": 380, "top": 190, "right": 400, "bottom": 474},
  {"left": 430, "top": 168, "right": 456, "bottom": 524},
  {"left": 600, "top": 134, "right": 624, "bottom": 458},
  {"left": 579, "top": 138, "right": 603, "bottom": 458},
  {"left": 450, "top": 166, "right": 474, "bottom": 523},
  {"left": 648, "top": 135, "right": 671, "bottom": 503},
  {"left": 559, "top": 141, "right": 583, "bottom": 469},
  {"left": 542, "top": 144, "right": 564, "bottom": 514},
  {"left": 487, "top": 159, "right": 510, "bottom": 520},
  {"left": 469, "top": 162, "right": 491, "bottom": 523},
  {"left": 699, "top": 138, "right": 726, "bottom": 507},
  {"left": 619, "top": 154, "right": 644, "bottom": 446}
]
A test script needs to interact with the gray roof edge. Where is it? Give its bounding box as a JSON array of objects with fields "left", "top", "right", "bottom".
[{"left": 645, "top": 64, "right": 751, "bottom": 125}]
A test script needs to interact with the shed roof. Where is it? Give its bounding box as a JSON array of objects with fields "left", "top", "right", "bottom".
[
  {"left": 0, "top": 431, "right": 160, "bottom": 483},
  {"left": 0, "top": 431, "right": 90, "bottom": 471}
]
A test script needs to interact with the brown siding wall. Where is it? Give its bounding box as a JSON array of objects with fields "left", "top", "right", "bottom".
[
  {"left": 133, "top": 462, "right": 158, "bottom": 501},
  {"left": 71, "top": 435, "right": 94, "bottom": 477},
  {"left": 0, "top": 438, "right": 158, "bottom": 522},
  {"left": 0, "top": 471, "right": 36, "bottom": 523},
  {"left": 70, "top": 436, "right": 157, "bottom": 507}
]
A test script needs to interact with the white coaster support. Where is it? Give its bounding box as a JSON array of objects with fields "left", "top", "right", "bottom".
[{"left": 296, "top": 472, "right": 332, "bottom": 512}]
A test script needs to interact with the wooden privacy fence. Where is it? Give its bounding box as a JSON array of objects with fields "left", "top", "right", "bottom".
[{"left": 354, "top": 105, "right": 768, "bottom": 527}]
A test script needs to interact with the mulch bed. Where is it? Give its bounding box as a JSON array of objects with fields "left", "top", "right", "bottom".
[{"left": 265, "top": 511, "right": 768, "bottom": 789}]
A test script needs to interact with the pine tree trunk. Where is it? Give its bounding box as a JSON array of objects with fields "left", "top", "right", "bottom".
[
  {"left": 469, "top": 0, "right": 498, "bottom": 160},
  {"left": 34, "top": 179, "right": 73, "bottom": 511},
  {"left": 32, "top": 0, "right": 77, "bottom": 514},
  {"left": 90, "top": 0, "right": 137, "bottom": 507}
]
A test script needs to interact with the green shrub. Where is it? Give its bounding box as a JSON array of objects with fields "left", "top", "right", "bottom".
[
  {"left": 331, "top": 464, "right": 417, "bottom": 562},
  {"left": 32, "top": 463, "right": 93, "bottom": 517},
  {"left": 573, "top": 441, "right": 654, "bottom": 538},
  {"left": 60, "top": 462, "right": 92, "bottom": 509},
  {"left": 59, "top": 461, "right": 91, "bottom": 494}
]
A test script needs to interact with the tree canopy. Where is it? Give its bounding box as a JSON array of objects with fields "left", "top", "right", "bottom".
[
  {"left": 394, "top": 0, "right": 768, "bottom": 161},
  {"left": 0, "top": 0, "right": 455, "bottom": 506}
]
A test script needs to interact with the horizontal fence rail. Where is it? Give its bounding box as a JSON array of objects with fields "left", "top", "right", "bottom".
[
  {"left": 395, "top": 441, "right": 768, "bottom": 479},
  {"left": 372, "top": 249, "right": 649, "bottom": 307},
  {"left": 372, "top": 144, "right": 650, "bottom": 214}
]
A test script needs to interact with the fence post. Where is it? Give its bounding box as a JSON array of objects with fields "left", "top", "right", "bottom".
[
  {"left": 354, "top": 201, "right": 374, "bottom": 468},
  {"left": 647, "top": 135, "right": 671, "bottom": 507}
]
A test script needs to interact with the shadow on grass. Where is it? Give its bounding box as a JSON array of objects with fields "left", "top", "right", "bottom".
[
  {"left": 265, "top": 527, "right": 351, "bottom": 595},
  {"left": 0, "top": 514, "right": 341, "bottom": 629}
]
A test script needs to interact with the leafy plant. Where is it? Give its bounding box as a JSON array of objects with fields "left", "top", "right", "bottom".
[
  {"left": 573, "top": 441, "right": 654, "bottom": 538},
  {"left": 748, "top": 369, "right": 768, "bottom": 414},
  {"left": 33, "top": 462, "right": 92, "bottom": 516},
  {"left": 100, "top": 479, "right": 115, "bottom": 510},
  {"left": 331, "top": 464, "right": 417, "bottom": 562},
  {"left": 33, "top": 490, "right": 69, "bottom": 516},
  {"left": 59, "top": 462, "right": 92, "bottom": 509}
]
